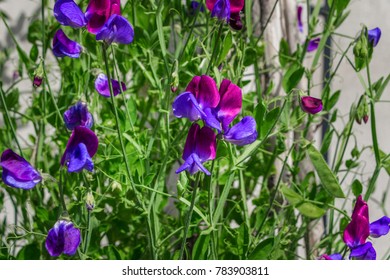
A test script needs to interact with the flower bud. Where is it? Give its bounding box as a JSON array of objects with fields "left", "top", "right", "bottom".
[
  {"left": 85, "top": 191, "right": 95, "bottom": 211},
  {"left": 355, "top": 95, "right": 369, "bottom": 125},
  {"left": 300, "top": 96, "right": 323, "bottom": 114},
  {"left": 33, "top": 59, "right": 44, "bottom": 88}
]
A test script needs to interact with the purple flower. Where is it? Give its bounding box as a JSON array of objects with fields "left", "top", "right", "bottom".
[
  {"left": 53, "top": 29, "right": 82, "bottom": 58},
  {"left": 86, "top": 0, "right": 121, "bottom": 34},
  {"left": 0, "top": 149, "right": 42, "bottom": 190},
  {"left": 96, "top": 14, "right": 134, "bottom": 45},
  {"left": 368, "top": 27, "right": 381, "bottom": 47},
  {"left": 190, "top": 1, "right": 205, "bottom": 14},
  {"left": 54, "top": 0, "right": 87, "bottom": 28},
  {"left": 176, "top": 123, "right": 216, "bottom": 176},
  {"left": 307, "top": 38, "right": 320, "bottom": 52},
  {"left": 172, "top": 76, "right": 257, "bottom": 146},
  {"left": 61, "top": 126, "right": 98, "bottom": 173},
  {"left": 300, "top": 96, "right": 323, "bottom": 114},
  {"left": 63, "top": 101, "right": 94, "bottom": 130},
  {"left": 349, "top": 242, "right": 376, "bottom": 260},
  {"left": 45, "top": 220, "right": 81, "bottom": 257},
  {"left": 297, "top": 5, "right": 303, "bottom": 33},
  {"left": 33, "top": 76, "right": 43, "bottom": 88},
  {"left": 229, "top": 12, "right": 243, "bottom": 31},
  {"left": 95, "top": 73, "right": 126, "bottom": 98},
  {"left": 209, "top": 0, "right": 231, "bottom": 22},
  {"left": 319, "top": 253, "right": 343, "bottom": 260},
  {"left": 370, "top": 216, "right": 390, "bottom": 238}
]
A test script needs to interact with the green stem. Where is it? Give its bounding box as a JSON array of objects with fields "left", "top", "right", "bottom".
[
  {"left": 179, "top": 173, "right": 201, "bottom": 260},
  {"left": 205, "top": 22, "right": 224, "bottom": 75}
]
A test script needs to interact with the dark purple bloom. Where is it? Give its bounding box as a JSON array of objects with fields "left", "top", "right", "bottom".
[
  {"left": 63, "top": 101, "right": 94, "bottom": 130},
  {"left": 209, "top": 0, "right": 231, "bottom": 22},
  {"left": 223, "top": 116, "right": 258, "bottom": 146},
  {"left": 96, "top": 14, "right": 134, "bottom": 45},
  {"left": 86, "top": 0, "right": 121, "bottom": 34},
  {"left": 61, "top": 126, "right": 98, "bottom": 173},
  {"left": 53, "top": 29, "right": 82, "bottom": 58},
  {"left": 176, "top": 124, "right": 216, "bottom": 176},
  {"left": 45, "top": 220, "right": 81, "bottom": 257},
  {"left": 307, "top": 38, "right": 320, "bottom": 52},
  {"left": 320, "top": 253, "right": 343, "bottom": 260},
  {"left": 300, "top": 96, "right": 323, "bottom": 114},
  {"left": 95, "top": 73, "right": 126, "bottom": 98},
  {"left": 229, "top": 12, "right": 243, "bottom": 31},
  {"left": 54, "top": 0, "right": 87, "bottom": 28},
  {"left": 349, "top": 242, "right": 376, "bottom": 260},
  {"left": 33, "top": 76, "right": 43, "bottom": 88},
  {"left": 368, "top": 27, "right": 381, "bottom": 47},
  {"left": 297, "top": 5, "right": 303, "bottom": 33},
  {"left": 370, "top": 216, "right": 390, "bottom": 238},
  {"left": 0, "top": 149, "right": 42, "bottom": 190}
]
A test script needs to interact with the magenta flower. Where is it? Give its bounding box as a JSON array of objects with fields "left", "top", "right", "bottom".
[
  {"left": 368, "top": 27, "right": 381, "bottom": 47},
  {"left": 33, "top": 76, "right": 43, "bottom": 88},
  {"left": 206, "top": 0, "right": 244, "bottom": 26},
  {"left": 85, "top": 0, "right": 121, "bottom": 34},
  {"left": 53, "top": 29, "right": 82, "bottom": 58},
  {"left": 172, "top": 76, "right": 257, "bottom": 146},
  {"left": 95, "top": 73, "right": 126, "bottom": 97},
  {"left": 54, "top": 0, "right": 87, "bottom": 28},
  {"left": 300, "top": 96, "right": 323, "bottom": 114},
  {"left": 297, "top": 5, "right": 303, "bottom": 33},
  {"left": 0, "top": 149, "right": 42, "bottom": 190},
  {"left": 96, "top": 14, "right": 134, "bottom": 45},
  {"left": 176, "top": 123, "right": 216, "bottom": 176},
  {"left": 45, "top": 220, "right": 81, "bottom": 257},
  {"left": 61, "top": 126, "right": 98, "bottom": 173},
  {"left": 63, "top": 101, "right": 94, "bottom": 130},
  {"left": 307, "top": 38, "right": 320, "bottom": 52}
]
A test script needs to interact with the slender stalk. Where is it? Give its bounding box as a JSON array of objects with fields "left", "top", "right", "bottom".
[
  {"left": 179, "top": 173, "right": 201, "bottom": 260},
  {"left": 205, "top": 22, "right": 224, "bottom": 75}
]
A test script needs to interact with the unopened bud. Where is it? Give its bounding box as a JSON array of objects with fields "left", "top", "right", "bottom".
[
  {"left": 33, "top": 58, "right": 44, "bottom": 88},
  {"left": 85, "top": 191, "right": 95, "bottom": 211}
]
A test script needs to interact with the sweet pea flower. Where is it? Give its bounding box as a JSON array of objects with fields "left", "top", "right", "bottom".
[
  {"left": 54, "top": 0, "right": 87, "bottom": 28},
  {"left": 0, "top": 149, "right": 42, "bottom": 190},
  {"left": 297, "top": 5, "right": 303, "bottom": 33},
  {"left": 368, "top": 27, "right": 381, "bottom": 47},
  {"left": 61, "top": 126, "right": 98, "bottom": 173},
  {"left": 176, "top": 123, "right": 216, "bottom": 176},
  {"left": 53, "top": 29, "right": 83, "bottom": 58},
  {"left": 300, "top": 96, "right": 323, "bottom": 114},
  {"left": 86, "top": 0, "right": 121, "bottom": 34},
  {"left": 206, "top": 0, "right": 244, "bottom": 27},
  {"left": 95, "top": 14, "right": 134, "bottom": 45},
  {"left": 63, "top": 101, "right": 94, "bottom": 130},
  {"left": 307, "top": 38, "right": 320, "bottom": 52},
  {"left": 45, "top": 220, "right": 81, "bottom": 257},
  {"left": 319, "top": 254, "right": 343, "bottom": 260},
  {"left": 370, "top": 216, "right": 390, "bottom": 237},
  {"left": 172, "top": 76, "right": 257, "bottom": 145},
  {"left": 95, "top": 73, "right": 126, "bottom": 97}
]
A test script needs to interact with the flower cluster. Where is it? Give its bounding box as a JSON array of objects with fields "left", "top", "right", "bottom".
[
  {"left": 172, "top": 75, "right": 258, "bottom": 175},
  {"left": 52, "top": 0, "right": 134, "bottom": 58},
  {"left": 322, "top": 195, "right": 390, "bottom": 260},
  {"left": 62, "top": 102, "right": 98, "bottom": 173},
  {"left": 205, "top": 0, "right": 244, "bottom": 30}
]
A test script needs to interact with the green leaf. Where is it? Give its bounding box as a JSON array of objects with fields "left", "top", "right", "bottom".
[
  {"left": 374, "top": 74, "right": 390, "bottom": 101},
  {"left": 320, "top": 129, "right": 334, "bottom": 155},
  {"left": 307, "top": 143, "right": 345, "bottom": 198},
  {"left": 29, "top": 44, "right": 38, "bottom": 62},
  {"left": 261, "top": 107, "right": 280, "bottom": 139},
  {"left": 248, "top": 238, "right": 274, "bottom": 260},
  {"left": 217, "top": 31, "right": 232, "bottom": 65},
  {"left": 379, "top": 149, "right": 390, "bottom": 176},
  {"left": 280, "top": 185, "right": 303, "bottom": 205},
  {"left": 279, "top": 38, "right": 291, "bottom": 67},
  {"left": 296, "top": 202, "right": 326, "bottom": 218},
  {"left": 351, "top": 179, "right": 363, "bottom": 196},
  {"left": 282, "top": 65, "right": 304, "bottom": 93},
  {"left": 192, "top": 233, "right": 210, "bottom": 260}
]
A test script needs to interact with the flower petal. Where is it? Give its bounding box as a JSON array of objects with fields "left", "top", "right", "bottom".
[
  {"left": 85, "top": 0, "right": 111, "bottom": 34},
  {"left": 320, "top": 253, "right": 343, "bottom": 260},
  {"left": 95, "top": 73, "right": 126, "bottom": 98},
  {"left": 186, "top": 75, "right": 220, "bottom": 110},
  {"left": 0, "top": 149, "right": 41, "bottom": 190},
  {"left": 349, "top": 242, "right": 376, "bottom": 260},
  {"left": 96, "top": 14, "right": 134, "bottom": 45},
  {"left": 172, "top": 92, "right": 203, "bottom": 122},
  {"left": 297, "top": 5, "right": 303, "bottom": 33},
  {"left": 45, "top": 220, "right": 66, "bottom": 257},
  {"left": 217, "top": 79, "right": 242, "bottom": 131},
  {"left": 307, "top": 38, "right": 320, "bottom": 52},
  {"left": 370, "top": 216, "right": 390, "bottom": 238},
  {"left": 63, "top": 222, "right": 81, "bottom": 255},
  {"left": 54, "top": 0, "right": 86, "bottom": 28},
  {"left": 224, "top": 116, "right": 258, "bottom": 146},
  {"left": 368, "top": 27, "right": 381, "bottom": 47},
  {"left": 67, "top": 143, "right": 94, "bottom": 173},
  {"left": 195, "top": 126, "right": 217, "bottom": 162},
  {"left": 182, "top": 123, "right": 200, "bottom": 160},
  {"left": 53, "top": 29, "right": 82, "bottom": 58},
  {"left": 211, "top": 0, "right": 231, "bottom": 22},
  {"left": 63, "top": 101, "right": 94, "bottom": 130},
  {"left": 300, "top": 96, "right": 323, "bottom": 114},
  {"left": 206, "top": 0, "right": 244, "bottom": 14}
]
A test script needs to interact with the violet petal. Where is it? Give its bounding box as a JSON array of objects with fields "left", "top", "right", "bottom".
[
  {"left": 349, "top": 242, "right": 376, "bottom": 260},
  {"left": 95, "top": 73, "right": 126, "bottom": 98},
  {"left": 217, "top": 79, "right": 242, "bottom": 131},
  {"left": 53, "top": 29, "right": 82, "bottom": 58},
  {"left": 172, "top": 92, "right": 204, "bottom": 122},
  {"left": 370, "top": 216, "right": 390, "bottom": 238},
  {"left": 45, "top": 220, "right": 81, "bottom": 257},
  {"left": 186, "top": 75, "right": 220, "bottom": 111},
  {"left": 54, "top": 0, "right": 86, "bottom": 28},
  {"left": 307, "top": 38, "right": 320, "bottom": 52},
  {"left": 211, "top": 0, "right": 231, "bottom": 22},
  {"left": 96, "top": 14, "right": 134, "bottom": 45},
  {"left": 63, "top": 101, "right": 94, "bottom": 130},
  {"left": 67, "top": 143, "right": 94, "bottom": 173},
  {"left": 224, "top": 116, "right": 258, "bottom": 146},
  {"left": 368, "top": 27, "right": 381, "bottom": 47}
]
